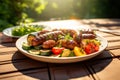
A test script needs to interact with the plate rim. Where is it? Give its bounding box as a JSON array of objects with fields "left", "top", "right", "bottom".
[
  {"left": 2, "top": 25, "right": 47, "bottom": 38},
  {"left": 2, "top": 26, "right": 21, "bottom": 38}
]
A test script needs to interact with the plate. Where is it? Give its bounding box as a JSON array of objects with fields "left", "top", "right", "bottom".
[
  {"left": 16, "top": 33, "right": 108, "bottom": 63},
  {"left": 2, "top": 25, "right": 47, "bottom": 38},
  {"left": 2, "top": 27, "right": 20, "bottom": 38}
]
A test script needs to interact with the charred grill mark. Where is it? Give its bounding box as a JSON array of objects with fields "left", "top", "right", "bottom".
[
  {"left": 29, "top": 31, "right": 64, "bottom": 46},
  {"left": 82, "top": 34, "right": 96, "bottom": 39},
  {"left": 52, "top": 29, "right": 77, "bottom": 37}
]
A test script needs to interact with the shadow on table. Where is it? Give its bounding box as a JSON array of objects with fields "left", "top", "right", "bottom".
[
  {"left": 12, "top": 51, "right": 49, "bottom": 80},
  {"left": 0, "top": 36, "right": 18, "bottom": 47},
  {"left": 12, "top": 50, "right": 112, "bottom": 80},
  {"left": 82, "top": 19, "right": 120, "bottom": 30},
  {"left": 84, "top": 50, "right": 113, "bottom": 74},
  {"left": 47, "top": 51, "right": 113, "bottom": 80}
]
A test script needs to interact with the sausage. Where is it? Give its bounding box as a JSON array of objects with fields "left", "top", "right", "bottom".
[
  {"left": 80, "top": 29, "right": 94, "bottom": 34},
  {"left": 82, "top": 34, "right": 96, "bottom": 39},
  {"left": 31, "top": 38, "right": 42, "bottom": 46},
  {"left": 28, "top": 31, "right": 64, "bottom": 46},
  {"left": 73, "top": 33, "right": 82, "bottom": 46},
  {"left": 42, "top": 40, "right": 56, "bottom": 49},
  {"left": 57, "top": 39, "right": 78, "bottom": 49},
  {"left": 52, "top": 29, "right": 77, "bottom": 37},
  {"left": 73, "top": 32, "right": 96, "bottom": 46},
  {"left": 37, "top": 30, "right": 50, "bottom": 35},
  {"left": 28, "top": 29, "right": 96, "bottom": 47}
]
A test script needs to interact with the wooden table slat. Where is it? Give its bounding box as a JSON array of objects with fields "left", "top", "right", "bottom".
[
  {"left": 0, "top": 58, "right": 47, "bottom": 74},
  {"left": 0, "top": 69, "right": 49, "bottom": 80},
  {"left": 110, "top": 49, "right": 120, "bottom": 57},
  {"left": 0, "top": 42, "right": 15, "bottom": 48},
  {"left": 0, "top": 47, "right": 18, "bottom": 53},
  {"left": 89, "top": 59, "right": 120, "bottom": 80},
  {"left": 0, "top": 52, "right": 27, "bottom": 62},
  {"left": 107, "top": 41, "right": 120, "bottom": 50},
  {"left": 49, "top": 63, "right": 93, "bottom": 80}
]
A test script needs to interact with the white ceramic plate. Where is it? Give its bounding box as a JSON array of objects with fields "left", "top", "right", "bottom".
[
  {"left": 16, "top": 34, "right": 108, "bottom": 63},
  {"left": 2, "top": 27, "right": 20, "bottom": 38},
  {"left": 2, "top": 25, "right": 47, "bottom": 38}
]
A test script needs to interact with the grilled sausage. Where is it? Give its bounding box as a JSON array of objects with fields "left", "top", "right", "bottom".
[
  {"left": 57, "top": 39, "right": 78, "bottom": 49},
  {"left": 42, "top": 40, "right": 56, "bottom": 49},
  {"left": 80, "top": 29, "right": 94, "bottom": 34},
  {"left": 82, "top": 34, "right": 96, "bottom": 39},
  {"left": 37, "top": 30, "right": 50, "bottom": 35},
  {"left": 52, "top": 29, "right": 77, "bottom": 37},
  {"left": 73, "top": 31, "right": 96, "bottom": 45},
  {"left": 28, "top": 29, "right": 96, "bottom": 47},
  {"left": 28, "top": 31, "right": 64, "bottom": 46}
]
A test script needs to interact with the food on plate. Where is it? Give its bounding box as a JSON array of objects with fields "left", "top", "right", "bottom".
[
  {"left": 42, "top": 40, "right": 56, "bottom": 49},
  {"left": 73, "top": 46, "right": 86, "bottom": 56},
  {"left": 22, "top": 28, "right": 101, "bottom": 57},
  {"left": 27, "top": 31, "right": 64, "bottom": 46},
  {"left": 12, "top": 25, "right": 44, "bottom": 36},
  {"left": 52, "top": 47, "right": 65, "bottom": 55},
  {"left": 60, "top": 49, "right": 71, "bottom": 57},
  {"left": 56, "top": 39, "right": 78, "bottom": 49}
]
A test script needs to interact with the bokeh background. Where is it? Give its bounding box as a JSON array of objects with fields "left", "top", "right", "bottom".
[{"left": 0, "top": 0, "right": 120, "bottom": 31}]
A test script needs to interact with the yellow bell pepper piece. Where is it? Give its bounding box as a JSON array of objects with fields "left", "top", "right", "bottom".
[{"left": 73, "top": 46, "right": 86, "bottom": 56}]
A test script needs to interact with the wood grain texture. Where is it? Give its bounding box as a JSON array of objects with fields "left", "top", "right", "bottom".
[{"left": 89, "top": 59, "right": 120, "bottom": 80}]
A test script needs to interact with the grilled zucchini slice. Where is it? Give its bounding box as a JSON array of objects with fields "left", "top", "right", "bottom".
[
  {"left": 27, "top": 34, "right": 36, "bottom": 46},
  {"left": 40, "top": 50, "right": 52, "bottom": 56},
  {"left": 28, "top": 49, "right": 40, "bottom": 55}
]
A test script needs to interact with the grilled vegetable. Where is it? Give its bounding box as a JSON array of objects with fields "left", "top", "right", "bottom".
[
  {"left": 52, "top": 47, "right": 65, "bottom": 55},
  {"left": 27, "top": 34, "right": 36, "bottom": 46},
  {"left": 34, "top": 45, "right": 42, "bottom": 50},
  {"left": 73, "top": 46, "right": 86, "bottom": 56},
  {"left": 60, "top": 49, "right": 71, "bottom": 57},
  {"left": 40, "top": 50, "right": 52, "bottom": 56},
  {"left": 83, "top": 39, "right": 100, "bottom": 54},
  {"left": 28, "top": 49, "right": 40, "bottom": 55},
  {"left": 22, "top": 42, "right": 31, "bottom": 50},
  {"left": 68, "top": 51, "right": 75, "bottom": 57}
]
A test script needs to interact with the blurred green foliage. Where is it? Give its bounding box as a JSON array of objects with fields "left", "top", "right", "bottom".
[
  {"left": 0, "top": 0, "right": 47, "bottom": 31},
  {"left": 37, "top": 0, "right": 120, "bottom": 20},
  {"left": 0, "top": 0, "right": 120, "bottom": 31}
]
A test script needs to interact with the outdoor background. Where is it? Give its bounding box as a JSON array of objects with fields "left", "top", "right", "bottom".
[{"left": 0, "top": 0, "right": 120, "bottom": 31}]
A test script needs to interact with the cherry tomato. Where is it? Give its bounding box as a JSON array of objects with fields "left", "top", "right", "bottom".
[
  {"left": 95, "top": 45, "right": 99, "bottom": 51},
  {"left": 84, "top": 42, "right": 99, "bottom": 54},
  {"left": 84, "top": 44, "right": 92, "bottom": 54},
  {"left": 52, "top": 47, "right": 65, "bottom": 55}
]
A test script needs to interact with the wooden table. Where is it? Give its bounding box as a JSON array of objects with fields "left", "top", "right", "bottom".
[{"left": 0, "top": 19, "right": 120, "bottom": 80}]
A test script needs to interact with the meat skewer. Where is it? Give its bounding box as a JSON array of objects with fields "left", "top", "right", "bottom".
[
  {"left": 27, "top": 29, "right": 96, "bottom": 49},
  {"left": 27, "top": 31, "right": 64, "bottom": 46}
]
